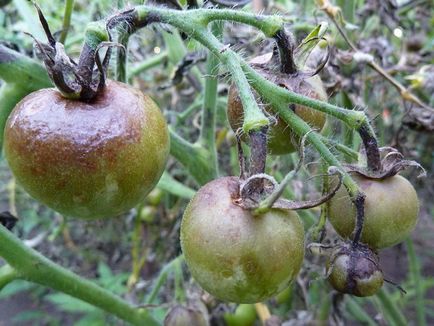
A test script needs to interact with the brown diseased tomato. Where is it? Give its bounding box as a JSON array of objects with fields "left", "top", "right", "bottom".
[
  {"left": 327, "top": 243, "right": 384, "bottom": 297},
  {"left": 328, "top": 174, "right": 419, "bottom": 249},
  {"left": 227, "top": 75, "right": 327, "bottom": 155},
  {"left": 180, "top": 176, "right": 305, "bottom": 304},
  {"left": 4, "top": 80, "right": 169, "bottom": 219}
]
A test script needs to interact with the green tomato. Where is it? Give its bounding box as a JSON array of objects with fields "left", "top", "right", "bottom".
[
  {"left": 180, "top": 176, "right": 305, "bottom": 303},
  {"left": 4, "top": 80, "right": 169, "bottom": 219},
  {"left": 328, "top": 174, "right": 419, "bottom": 249},
  {"left": 224, "top": 304, "right": 256, "bottom": 326}
]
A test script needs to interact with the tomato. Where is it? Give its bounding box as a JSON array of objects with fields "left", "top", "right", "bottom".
[
  {"left": 164, "top": 305, "right": 209, "bottom": 326},
  {"left": 224, "top": 304, "right": 256, "bottom": 326},
  {"left": 328, "top": 174, "right": 419, "bottom": 249},
  {"left": 4, "top": 80, "right": 169, "bottom": 219},
  {"left": 180, "top": 176, "right": 305, "bottom": 303},
  {"left": 227, "top": 74, "right": 327, "bottom": 155},
  {"left": 327, "top": 243, "right": 383, "bottom": 297}
]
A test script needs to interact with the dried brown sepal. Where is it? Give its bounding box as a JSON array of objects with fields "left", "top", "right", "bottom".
[
  {"left": 344, "top": 147, "right": 426, "bottom": 180},
  {"left": 236, "top": 168, "right": 342, "bottom": 211},
  {"left": 31, "top": 3, "right": 109, "bottom": 101}
]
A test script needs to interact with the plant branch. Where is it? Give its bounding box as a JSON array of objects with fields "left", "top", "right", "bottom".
[
  {"left": 406, "top": 238, "right": 427, "bottom": 326},
  {"left": 59, "top": 0, "right": 75, "bottom": 44},
  {"left": 0, "top": 225, "right": 159, "bottom": 326},
  {"left": 169, "top": 128, "right": 217, "bottom": 185},
  {"left": 0, "top": 264, "right": 18, "bottom": 290},
  {"left": 128, "top": 51, "right": 168, "bottom": 80},
  {"left": 199, "top": 22, "right": 223, "bottom": 177},
  {"left": 145, "top": 255, "right": 184, "bottom": 304}
]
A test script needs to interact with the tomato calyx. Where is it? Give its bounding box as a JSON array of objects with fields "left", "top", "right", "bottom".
[
  {"left": 31, "top": 4, "right": 109, "bottom": 102},
  {"left": 344, "top": 146, "right": 426, "bottom": 180}
]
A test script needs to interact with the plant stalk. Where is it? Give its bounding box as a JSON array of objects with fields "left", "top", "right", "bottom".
[
  {"left": 199, "top": 21, "right": 223, "bottom": 177},
  {"left": 406, "top": 238, "right": 427, "bottom": 326},
  {"left": 0, "top": 225, "right": 160, "bottom": 326},
  {"left": 59, "top": 0, "right": 75, "bottom": 44}
]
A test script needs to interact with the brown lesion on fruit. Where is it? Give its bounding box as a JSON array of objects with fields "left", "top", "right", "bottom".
[{"left": 327, "top": 242, "right": 384, "bottom": 297}]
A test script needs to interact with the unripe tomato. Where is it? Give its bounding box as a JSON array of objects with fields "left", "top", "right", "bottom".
[
  {"left": 180, "top": 176, "right": 305, "bottom": 303},
  {"left": 328, "top": 174, "right": 419, "bottom": 249},
  {"left": 327, "top": 243, "right": 383, "bottom": 297},
  {"left": 4, "top": 80, "right": 169, "bottom": 219},
  {"left": 227, "top": 75, "right": 327, "bottom": 155},
  {"left": 224, "top": 304, "right": 256, "bottom": 326}
]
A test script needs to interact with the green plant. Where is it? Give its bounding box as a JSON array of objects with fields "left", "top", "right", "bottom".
[{"left": 0, "top": 0, "right": 430, "bottom": 325}]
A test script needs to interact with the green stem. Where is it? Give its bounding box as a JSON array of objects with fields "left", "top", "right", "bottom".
[
  {"left": 242, "top": 62, "right": 366, "bottom": 129},
  {"left": 0, "top": 44, "right": 51, "bottom": 88},
  {"left": 128, "top": 51, "right": 168, "bottom": 80},
  {"left": 116, "top": 32, "right": 130, "bottom": 83},
  {"left": 346, "top": 297, "right": 377, "bottom": 326},
  {"left": 157, "top": 172, "right": 196, "bottom": 199},
  {"left": 145, "top": 255, "right": 184, "bottom": 304},
  {"left": 0, "top": 225, "right": 159, "bottom": 326},
  {"left": 169, "top": 128, "right": 216, "bottom": 185},
  {"left": 199, "top": 21, "right": 223, "bottom": 177},
  {"left": 273, "top": 104, "right": 360, "bottom": 197},
  {"left": 406, "top": 238, "right": 427, "bottom": 326},
  {"left": 59, "top": 0, "right": 75, "bottom": 44},
  {"left": 376, "top": 288, "right": 407, "bottom": 326},
  {"left": 318, "top": 135, "right": 359, "bottom": 161},
  {"left": 0, "top": 264, "right": 19, "bottom": 291},
  {"left": 110, "top": 5, "right": 368, "bottom": 203},
  {"left": 133, "top": 6, "right": 269, "bottom": 133},
  {"left": 194, "top": 8, "right": 284, "bottom": 37}
]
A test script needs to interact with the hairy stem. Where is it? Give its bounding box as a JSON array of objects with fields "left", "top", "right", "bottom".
[
  {"left": 131, "top": 6, "right": 269, "bottom": 133},
  {"left": 358, "top": 124, "right": 381, "bottom": 171},
  {"left": 273, "top": 28, "right": 298, "bottom": 74},
  {"left": 249, "top": 127, "right": 268, "bottom": 175},
  {"left": 271, "top": 103, "right": 364, "bottom": 210}
]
